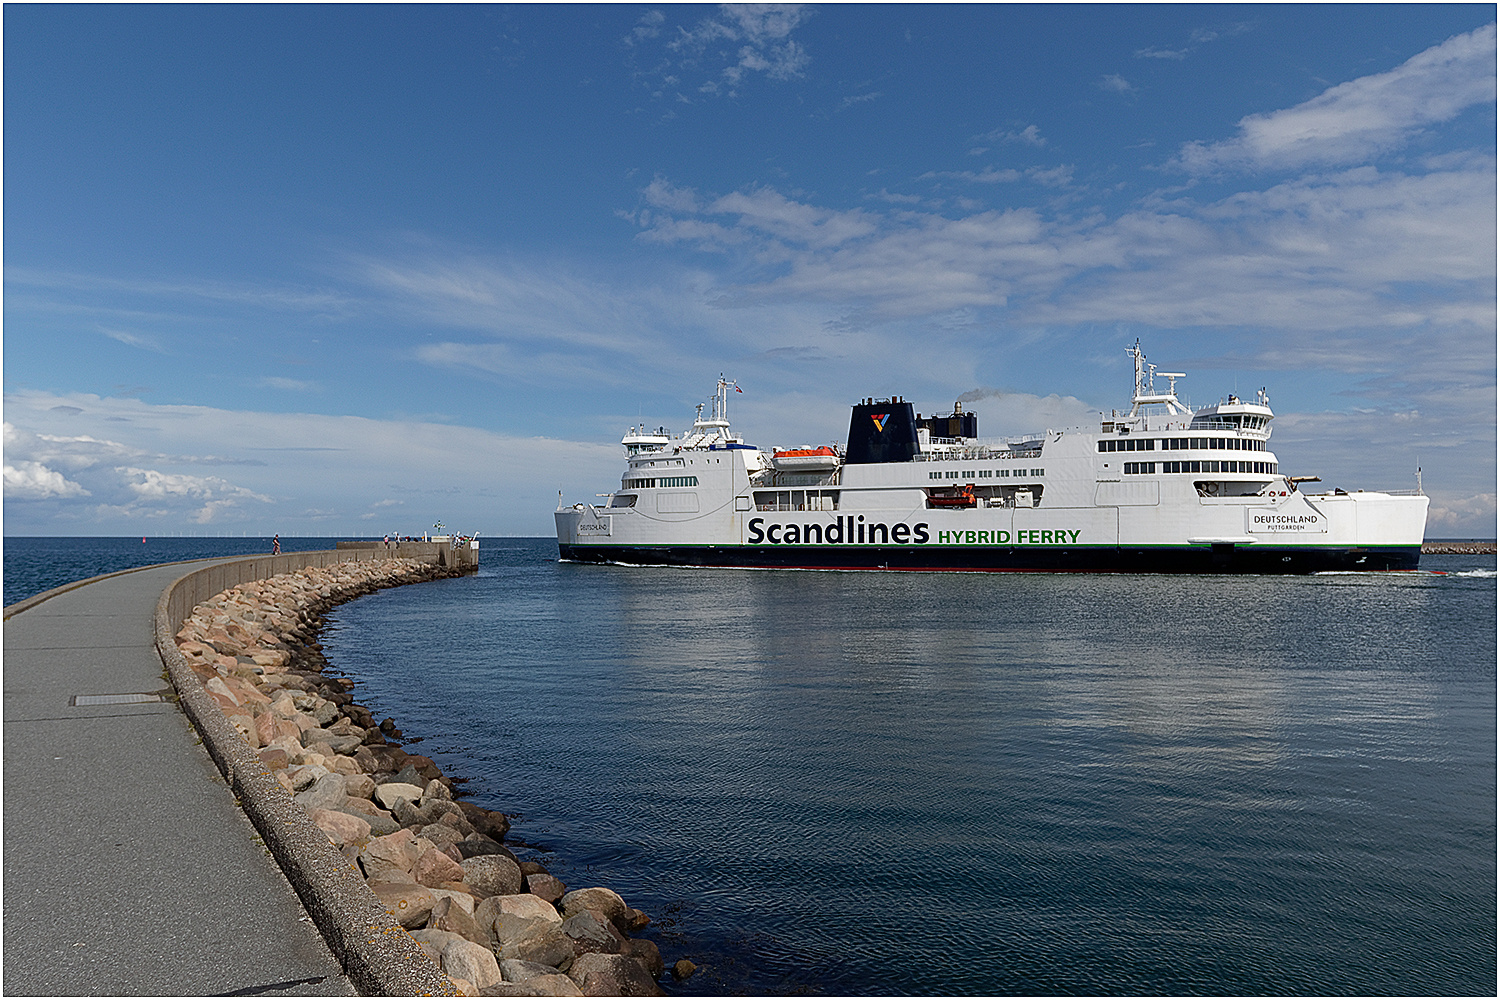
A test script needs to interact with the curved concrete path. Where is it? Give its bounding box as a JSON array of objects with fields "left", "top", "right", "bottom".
[{"left": 3, "top": 560, "right": 355, "bottom": 996}]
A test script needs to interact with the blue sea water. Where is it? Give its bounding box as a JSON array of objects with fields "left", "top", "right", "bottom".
[
  {"left": 7, "top": 537, "right": 1495, "bottom": 994},
  {"left": 3, "top": 536, "right": 368, "bottom": 606},
  {"left": 316, "top": 539, "right": 1497, "bottom": 996}
]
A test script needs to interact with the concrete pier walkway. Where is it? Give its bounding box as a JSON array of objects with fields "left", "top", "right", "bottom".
[{"left": 3, "top": 561, "right": 354, "bottom": 996}]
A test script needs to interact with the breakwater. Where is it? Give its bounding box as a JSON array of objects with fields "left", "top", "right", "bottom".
[
  {"left": 1422, "top": 541, "right": 1496, "bottom": 554},
  {"left": 160, "top": 555, "right": 675, "bottom": 996}
]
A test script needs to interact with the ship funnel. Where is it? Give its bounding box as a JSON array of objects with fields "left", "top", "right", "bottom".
[{"left": 846, "top": 399, "right": 919, "bottom": 464}]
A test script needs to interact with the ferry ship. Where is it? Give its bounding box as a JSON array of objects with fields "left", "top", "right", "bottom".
[{"left": 555, "top": 345, "right": 1428, "bottom": 573}]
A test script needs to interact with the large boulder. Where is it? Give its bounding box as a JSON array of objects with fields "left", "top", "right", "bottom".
[
  {"left": 336, "top": 798, "right": 402, "bottom": 836},
  {"left": 560, "top": 910, "right": 626, "bottom": 958},
  {"left": 300, "top": 726, "right": 362, "bottom": 754},
  {"left": 518, "top": 973, "right": 584, "bottom": 996},
  {"left": 409, "top": 927, "right": 466, "bottom": 951},
  {"left": 309, "top": 807, "right": 370, "bottom": 846},
  {"left": 370, "top": 880, "right": 435, "bottom": 929},
  {"left": 395, "top": 796, "right": 465, "bottom": 829},
  {"left": 500, "top": 959, "right": 564, "bottom": 984},
  {"left": 429, "top": 888, "right": 477, "bottom": 916},
  {"left": 623, "top": 938, "right": 663, "bottom": 980},
  {"left": 458, "top": 835, "right": 516, "bottom": 862},
  {"left": 526, "top": 874, "right": 567, "bottom": 907},
  {"left": 427, "top": 895, "right": 488, "bottom": 946},
  {"left": 566, "top": 953, "right": 664, "bottom": 997},
  {"left": 419, "top": 823, "right": 466, "bottom": 852},
  {"left": 374, "top": 781, "right": 426, "bottom": 810},
  {"left": 561, "top": 889, "right": 628, "bottom": 932},
  {"left": 358, "top": 828, "right": 428, "bottom": 881},
  {"left": 413, "top": 847, "right": 466, "bottom": 887},
  {"left": 456, "top": 800, "right": 511, "bottom": 839},
  {"left": 293, "top": 772, "right": 349, "bottom": 813},
  {"left": 461, "top": 854, "right": 524, "bottom": 898},
  {"left": 496, "top": 894, "right": 561, "bottom": 925},
  {"left": 342, "top": 772, "right": 377, "bottom": 800},
  {"left": 491, "top": 905, "right": 559, "bottom": 949},
  {"left": 496, "top": 921, "right": 573, "bottom": 968},
  {"left": 286, "top": 763, "right": 330, "bottom": 791},
  {"left": 441, "top": 938, "right": 502, "bottom": 990}
]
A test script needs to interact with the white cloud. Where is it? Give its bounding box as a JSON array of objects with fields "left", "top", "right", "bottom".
[
  {"left": 922, "top": 168, "right": 1023, "bottom": 184},
  {"left": 1098, "top": 74, "right": 1135, "bottom": 94},
  {"left": 636, "top": 3, "right": 812, "bottom": 100},
  {"left": 1176, "top": 23, "right": 1496, "bottom": 173},
  {"left": 100, "top": 327, "right": 166, "bottom": 352},
  {"left": 2, "top": 390, "right": 623, "bottom": 535},
  {"left": 633, "top": 155, "right": 1494, "bottom": 342},
  {"left": 4, "top": 460, "right": 90, "bottom": 499},
  {"left": 1427, "top": 493, "right": 1498, "bottom": 533},
  {"left": 262, "top": 377, "right": 320, "bottom": 392},
  {"left": 116, "top": 467, "right": 274, "bottom": 524},
  {"left": 5, "top": 267, "right": 350, "bottom": 315}
]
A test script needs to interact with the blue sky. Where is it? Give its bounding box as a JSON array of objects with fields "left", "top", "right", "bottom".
[{"left": 5, "top": 4, "right": 1495, "bottom": 537}]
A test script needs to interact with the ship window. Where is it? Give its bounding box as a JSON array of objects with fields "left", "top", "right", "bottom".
[
  {"left": 1098, "top": 441, "right": 1108, "bottom": 453},
  {"left": 623, "top": 477, "right": 656, "bottom": 489},
  {"left": 609, "top": 494, "right": 637, "bottom": 507},
  {"left": 962, "top": 470, "right": 975, "bottom": 478},
  {"left": 997, "top": 469, "right": 1009, "bottom": 478},
  {"left": 660, "top": 476, "right": 699, "bottom": 488},
  {"left": 1031, "top": 469, "right": 1044, "bottom": 477}
]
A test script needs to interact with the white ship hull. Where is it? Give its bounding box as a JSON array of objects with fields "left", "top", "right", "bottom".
[{"left": 556, "top": 358, "right": 1428, "bottom": 574}]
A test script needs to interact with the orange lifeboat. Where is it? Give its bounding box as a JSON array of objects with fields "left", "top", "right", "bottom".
[
  {"left": 772, "top": 446, "right": 840, "bottom": 472},
  {"left": 927, "top": 483, "right": 978, "bottom": 508}
]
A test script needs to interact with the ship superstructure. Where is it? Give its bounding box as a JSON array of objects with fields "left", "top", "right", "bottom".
[{"left": 555, "top": 348, "right": 1428, "bottom": 573}]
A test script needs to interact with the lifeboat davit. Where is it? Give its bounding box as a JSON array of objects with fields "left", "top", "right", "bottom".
[{"left": 772, "top": 446, "right": 840, "bottom": 472}]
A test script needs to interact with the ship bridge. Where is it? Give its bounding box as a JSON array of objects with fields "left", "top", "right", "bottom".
[{"left": 1189, "top": 395, "right": 1274, "bottom": 433}]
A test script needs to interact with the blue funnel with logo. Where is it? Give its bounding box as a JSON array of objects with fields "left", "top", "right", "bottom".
[{"left": 846, "top": 399, "right": 920, "bottom": 464}]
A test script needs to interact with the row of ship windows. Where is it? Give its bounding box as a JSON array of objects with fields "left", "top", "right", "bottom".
[
  {"left": 1099, "top": 437, "right": 1267, "bottom": 453},
  {"left": 621, "top": 476, "right": 699, "bottom": 490},
  {"left": 929, "top": 469, "right": 1044, "bottom": 480},
  {"left": 1123, "top": 461, "right": 1279, "bottom": 475}
]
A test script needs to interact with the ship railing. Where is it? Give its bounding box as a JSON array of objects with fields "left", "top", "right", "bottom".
[
  {"left": 756, "top": 503, "right": 838, "bottom": 512},
  {"left": 1188, "top": 418, "right": 1264, "bottom": 431},
  {"left": 918, "top": 448, "right": 1041, "bottom": 461}
]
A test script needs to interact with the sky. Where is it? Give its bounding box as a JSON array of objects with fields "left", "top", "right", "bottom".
[{"left": 4, "top": 4, "right": 1495, "bottom": 538}]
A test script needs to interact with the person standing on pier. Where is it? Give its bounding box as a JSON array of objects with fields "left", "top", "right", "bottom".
[{"left": 272, "top": 534, "right": 280, "bottom": 555}]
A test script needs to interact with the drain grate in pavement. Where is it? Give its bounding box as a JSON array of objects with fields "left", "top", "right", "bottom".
[{"left": 70, "top": 693, "right": 165, "bottom": 706}]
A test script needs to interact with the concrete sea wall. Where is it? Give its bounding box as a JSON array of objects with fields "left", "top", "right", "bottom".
[{"left": 156, "top": 549, "right": 463, "bottom": 995}]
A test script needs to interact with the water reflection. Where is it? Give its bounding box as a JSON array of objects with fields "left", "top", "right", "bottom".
[{"left": 322, "top": 545, "right": 1495, "bottom": 995}]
